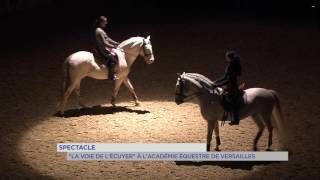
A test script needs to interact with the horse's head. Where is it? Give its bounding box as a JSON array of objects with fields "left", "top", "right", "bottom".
[
  {"left": 175, "top": 73, "right": 186, "bottom": 105},
  {"left": 175, "top": 73, "right": 221, "bottom": 105},
  {"left": 119, "top": 36, "right": 155, "bottom": 65},
  {"left": 175, "top": 72, "right": 203, "bottom": 105},
  {"left": 141, "top": 35, "right": 155, "bottom": 64}
]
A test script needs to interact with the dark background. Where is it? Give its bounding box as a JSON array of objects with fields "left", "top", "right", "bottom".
[
  {"left": 0, "top": 1, "right": 320, "bottom": 179},
  {"left": 0, "top": 0, "right": 319, "bottom": 57}
]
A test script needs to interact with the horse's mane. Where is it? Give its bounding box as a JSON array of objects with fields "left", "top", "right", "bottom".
[
  {"left": 119, "top": 36, "right": 144, "bottom": 48},
  {"left": 183, "top": 73, "right": 219, "bottom": 93}
]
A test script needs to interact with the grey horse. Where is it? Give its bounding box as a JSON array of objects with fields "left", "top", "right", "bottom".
[
  {"left": 57, "top": 36, "right": 154, "bottom": 114},
  {"left": 175, "top": 72, "right": 287, "bottom": 151}
]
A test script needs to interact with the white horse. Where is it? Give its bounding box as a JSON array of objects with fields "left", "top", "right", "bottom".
[
  {"left": 57, "top": 36, "right": 155, "bottom": 114},
  {"left": 175, "top": 72, "right": 287, "bottom": 151}
]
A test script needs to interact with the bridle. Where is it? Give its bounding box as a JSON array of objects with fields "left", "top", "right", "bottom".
[
  {"left": 142, "top": 39, "right": 153, "bottom": 59},
  {"left": 175, "top": 77, "right": 203, "bottom": 102},
  {"left": 118, "top": 38, "right": 153, "bottom": 61}
]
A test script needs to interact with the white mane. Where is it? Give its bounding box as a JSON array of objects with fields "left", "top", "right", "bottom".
[
  {"left": 119, "top": 36, "right": 144, "bottom": 49},
  {"left": 182, "top": 73, "right": 223, "bottom": 95},
  {"left": 183, "top": 73, "right": 214, "bottom": 89}
]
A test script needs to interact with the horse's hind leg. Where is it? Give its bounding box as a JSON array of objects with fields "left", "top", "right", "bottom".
[
  {"left": 59, "top": 82, "right": 76, "bottom": 115},
  {"left": 252, "top": 114, "right": 265, "bottom": 151},
  {"left": 75, "top": 80, "right": 87, "bottom": 108},
  {"left": 261, "top": 112, "right": 273, "bottom": 151},
  {"left": 214, "top": 121, "right": 221, "bottom": 151},
  {"left": 123, "top": 78, "right": 140, "bottom": 106}
]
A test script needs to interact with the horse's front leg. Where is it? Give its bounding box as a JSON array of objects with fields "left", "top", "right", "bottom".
[
  {"left": 214, "top": 121, "right": 221, "bottom": 151},
  {"left": 123, "top": 78, "right": 140, "bottom": 106},
  {"left": 206, "top": 122, "right": 214, "bottom": 151},
  {"left": 111, "top": 79, "right": 124, "bottom": 106}
]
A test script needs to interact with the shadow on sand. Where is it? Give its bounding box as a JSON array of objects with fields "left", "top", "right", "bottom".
[
  {"left": 175, "top": 161, "right": 279, "bottom": 170},
  {"left": 53, "top": 105, "right": 150, "bottom": 118}
]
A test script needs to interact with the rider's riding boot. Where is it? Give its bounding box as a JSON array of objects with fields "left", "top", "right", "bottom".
[
  {"left": 229, "top": 109, "right": 240, "bottom": 126},
  {"left": 108, "top": 64, "right": 118, "bottom": 81}
]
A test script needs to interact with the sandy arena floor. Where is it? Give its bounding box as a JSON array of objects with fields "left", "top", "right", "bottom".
[{"left": 0, "top": 21, "right": 319, "bottom": 179}]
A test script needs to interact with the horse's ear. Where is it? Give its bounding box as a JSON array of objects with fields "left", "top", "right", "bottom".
[
  {"left": 146, "top": 35, "right": 150, "bottom": 40},
  {"left": 177, "top": 73, "right": 181, "bottom": 77}
]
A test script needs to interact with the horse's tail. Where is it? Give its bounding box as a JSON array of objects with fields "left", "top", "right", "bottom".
[
  {"left": 271, "top": 90, "right": 288, "bottom": 150},
  {"left": 56, "top": 58, "right": 70, "bottom": 112},
  {"left": 62, "top": 59, "right": 70, "bottom": 98}
]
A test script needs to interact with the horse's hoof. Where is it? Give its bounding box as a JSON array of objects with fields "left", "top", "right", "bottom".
[
  {"left": 253, "top": 147, "right": 258, "bottom": 151},
  {"left": 266, "top": 148, "right": 273, "bottom": 151},
  {"left": 55, "top": 111, "right": 64, "bottom": 117},
  {"left": 135, "top": 102, "right": 140, "bottom": 106},
  {"left": 111, "top": 100, "right": 116, "bottom": 107},
  {"left": 215, "top": 147, "right": 221, "bottom": 151}
]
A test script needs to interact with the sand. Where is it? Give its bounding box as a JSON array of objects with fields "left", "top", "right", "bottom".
[{"left": 0, "top": 20, "right": 319, "bottom": 179}]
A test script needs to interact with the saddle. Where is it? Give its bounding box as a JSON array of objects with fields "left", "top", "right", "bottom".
[
  {"left": 92, "top": 47, "right": 118, "bottom": 68},
  {"left": 220, "top": 83, "right": 246, "bottom": 122}
]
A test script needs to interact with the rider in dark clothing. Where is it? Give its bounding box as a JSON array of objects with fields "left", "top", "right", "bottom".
[
  {"left": 95, "top": 16, "right": 120, "bottom": 80},
  {"left": 212, "top": 51, "right": 242, "bottom": 125}
]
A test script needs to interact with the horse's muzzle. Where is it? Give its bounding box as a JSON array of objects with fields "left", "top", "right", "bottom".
[{"left": 146, "top": 59, "right": 154, "bottom": 64}]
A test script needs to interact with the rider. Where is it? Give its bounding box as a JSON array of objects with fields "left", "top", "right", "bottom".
[
  {"left": 95, "top": 16, "right": 120, "bottom": 80},
  {"left": 212, "top": 50, "right": 242, "bottom": 125}
]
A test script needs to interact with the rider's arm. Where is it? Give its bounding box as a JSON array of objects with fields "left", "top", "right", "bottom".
[
  {"left": 104, "top": 33, "right": 119, "bottom": 46},
  {"left": 213, "top": 74, "right": 230, "bottom": 87},
  {"left": 96, "top": 29, "right": 116, "bottom": 48},
  {"left": 99, "top": 33, "right": 116, "bottom": 48},
  {"left": 213, "top": 63, "right": 231, "bottom": 87},
  {"left": 109, "top": 37, "right": 120, "bottom": 46}
]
